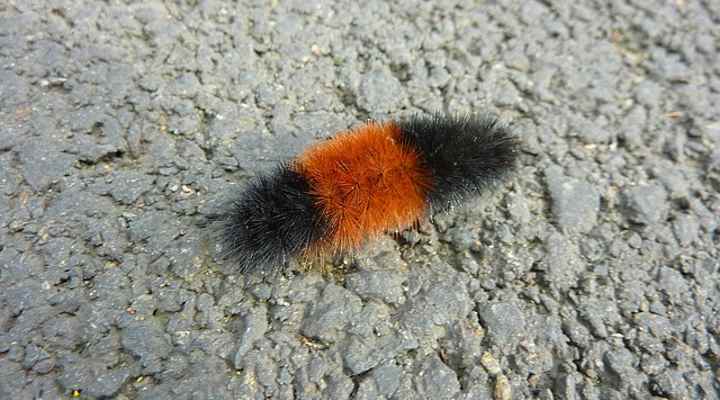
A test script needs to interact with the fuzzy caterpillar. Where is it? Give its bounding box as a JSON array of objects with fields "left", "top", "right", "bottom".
[{"left": 211, "top": 113, "right": 520, "bottom": 273}]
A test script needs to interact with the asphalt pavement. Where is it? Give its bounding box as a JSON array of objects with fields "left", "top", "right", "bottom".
[{"left": 1, "top": 1, "right": 719, "bottom": 399}]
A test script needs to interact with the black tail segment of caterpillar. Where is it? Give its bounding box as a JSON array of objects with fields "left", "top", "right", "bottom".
[
  {"left": 399, "top": 113, "right": 519, "bottom": 212},
  {"left": 210, "top": 113, "right": 521, "bottom": 274},
  {"left": 208, "top": 165, "right": 329, "bottom": 274}
]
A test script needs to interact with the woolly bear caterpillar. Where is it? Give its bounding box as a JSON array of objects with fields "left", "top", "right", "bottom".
[{"left": 210, "top": 113, "right": 520, "bottom": 273}]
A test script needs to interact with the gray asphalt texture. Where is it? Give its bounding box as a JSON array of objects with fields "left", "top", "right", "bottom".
[{"left": 1, "top": 1, "right": 719, "bottom": 399}]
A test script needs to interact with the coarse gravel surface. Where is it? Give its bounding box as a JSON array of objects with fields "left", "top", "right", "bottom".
[{"left": 1, "top": 1, "right": 719, "bottom": 399}]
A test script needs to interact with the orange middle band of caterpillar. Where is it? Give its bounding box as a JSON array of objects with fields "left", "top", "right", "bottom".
[{"left": 211, "top": 113, "right": 520, "bottom": 273}]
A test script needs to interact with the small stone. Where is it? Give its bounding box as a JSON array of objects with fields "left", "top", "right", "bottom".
[
  {"left": 357, "top": 67, "right": 405, "bottom": 113},
  {"left": 640, "top": 353, "right": 667, "bottom": 375},
  {"left": 477, "top": 302, "right": 525, "bottom": 349},
  {"left": 400, "top": 275, "right": 472, "bottom": 339},
  {"left": 562, "top": 320, "right": 592, "bottom": 348},
  {"left": 462, "top": 384, "right": 494, "bottom": 400},
  {"left": 128, "top": 211, "right": 183, "bottom": 254},
  {"left": 634, "top": 80, "right": 663, "bottom": 108},
  {"left": 233, "top": 306, "right": 268, "bottom": 367},
  {"left": 650, "top": 369, "right": 687, "bottom": 398},
  {"left": 605, "top": 348, "right": 636, "bottom": 377},
  {"left": 129, "top": 294, "right": 157, "bottom": 317},
  {"left": 571, "top": 116, "right": 611, "bottom": 144},
  {"left": 324, "top": 370, "right": 354, "bottom": 400},
  {"left": 22, "top": 343, "right": 48, "bottom": 369},
  {"left": 620, "top": 106, "right": 646, "bottom": 148},
  {"left": 672, "top": 214, "right": 699, "bottom": 246},
  {"left": 232, "top": 130, "right": 313, "bottom": 173},
  {"left": 371, "top": 362, "right": 402, "bottom": 397},
  {"left": 120, "top": 320, "right": 172, "bottom": 372},
  {"left": 622, "top": 184, "right": 669, "bottom": 225},
  {"left": 249, "top": 283, "right": 272, "bottom": 301},
  {"left": 494, "top": 375, "right": 512, "bottom": 400},
  {"left": 18, "top": 138, "right": 77, "bottom": 191},
  {"left": 109, "top": 171, "right": 155, "bottom": 205},
  {"left": 302, "top": 283, "right": 363, "bottom": 342},
  {"left": 657, "top": 266, "right": 689, "bottom": 304},
  {"left": 343, "top": 333, "right": 415, "bottom": 375},
  {"left": 555, "top": 373, "right": 578, "bottom": 400},
  {"left": 417, "top": 355, "right": 461, "bottom": 400},
  {"left": 354, "top": 379, "right": 379, "bottom": 400},
  {"left": 345, "top": 270, "right": 406, "bottom": 305},
  {"left": 32, "top": 357, "right": 56, "bottom": 374},
  {"left": 481, "top": 352, "right": 502, "bottom": 376},
  {"left": 545, "top": 166, "right": 600, "bottom": 233},
  {"left": 58, "top": 359, "right": 131, "bottom": 399},
  {"left": 504, "top": 48, "right": 530, "bottom": 71}
]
